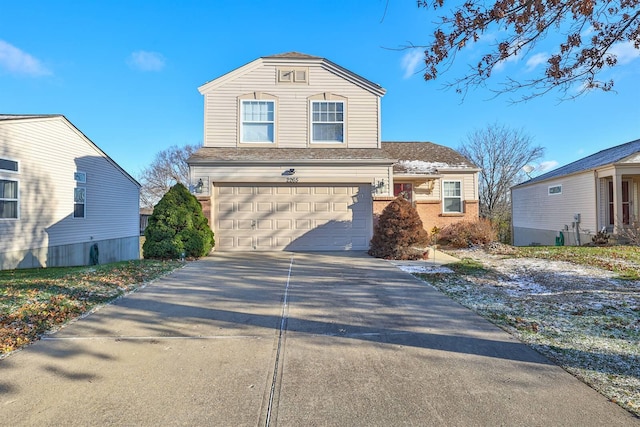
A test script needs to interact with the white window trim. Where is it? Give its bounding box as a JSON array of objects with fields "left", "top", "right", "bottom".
[
  {"left": 240, "top": 99, "right": 276, "bottom": 144},
  {"left": 0, "top": 178, "right": 19, "bottom": 220},
  {"left": 548, "top": 184, "right": 562, "bottom": 195},
  {"left": 73, "top": 187, "right": 86, "bottom": 219},
  {"left": 74, "top": 171, "right": 87, "bottom": 183},
  {"left": 310, "top": 100, "right": 345, "bottom": 144},
  {"left": 442, "top": 180, "right": 463, "bottom": 213},
  {"left": 0, "top": 157, "right": 19, "bottom": 174}
]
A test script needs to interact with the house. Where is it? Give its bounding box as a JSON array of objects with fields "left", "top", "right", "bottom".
[
  {"left": 188, "top": 52, "right": 479, "bottom": 251},
  {"left": 0, "top": 115, "right": 141, "bottom": 269},
  {"left": 512, "top": 138, "right": 640, "bottom": 246}
]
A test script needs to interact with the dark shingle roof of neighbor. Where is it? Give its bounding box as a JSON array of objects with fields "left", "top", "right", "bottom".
[
  {"left": 0, "top": 114, "right": 61, "bottom": 121},
  {"left": 516, "top": 138, "right": 640, "bottom": 187},
  {"left": 381, "top": 141, "right": 478, "bottom": 173}
]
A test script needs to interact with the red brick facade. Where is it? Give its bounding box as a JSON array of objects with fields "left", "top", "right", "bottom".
[{"left": 373, "top": 197, "right": 479, "bottom": 232}]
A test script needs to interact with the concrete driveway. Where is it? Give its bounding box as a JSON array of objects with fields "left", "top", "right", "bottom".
[{"left": 1, "top": 252, "right": 636, "bottom": 426}]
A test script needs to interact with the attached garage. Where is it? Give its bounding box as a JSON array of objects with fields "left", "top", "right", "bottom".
[{"left": 214, "top": 184, "right": 373, "bottom": 251}]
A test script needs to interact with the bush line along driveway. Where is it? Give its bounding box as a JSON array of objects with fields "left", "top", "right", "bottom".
[{"left": 1, "top": 252, "right": 637, "bottom": 425}]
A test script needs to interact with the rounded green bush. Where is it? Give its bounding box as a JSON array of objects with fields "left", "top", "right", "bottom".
[{"left": 143, "top": 183, "right": 214, "bottom": 259}]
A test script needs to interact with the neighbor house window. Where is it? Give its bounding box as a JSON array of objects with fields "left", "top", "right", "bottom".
[
  {"left": 443, "top": 181, "right": 462, "bottom": 213},
  {"left": 394, "top": 183, "right": 413, "bottom": 203},
  {"left": 0, "top": 179, "right": 18, "bottom": 219},
  {"left": 74, "top": 171, "right": 87, "bottom": 183},
  {"left": 241, "top": 100, "right": 274, "bottom": 143},
  {"left": 0, "top": 158, "right": 18, "bottom": 172},
  {"left": 311, "top": 101, "right": 344, "bottom": 143},
  {"left": 74, "top": 187, "right": 86, "bottom": 219},
  {"left": 548, "top": 185, "right": 562, "bottom": 195}
]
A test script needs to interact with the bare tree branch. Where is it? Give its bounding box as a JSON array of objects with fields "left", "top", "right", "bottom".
[
  {"left": 414, "top": 0, "right": 640, "bottom": 100},
  {"left": 138, "top": 144, "right": 199, "bottom": 209}
]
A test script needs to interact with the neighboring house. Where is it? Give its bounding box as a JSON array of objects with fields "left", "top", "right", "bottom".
[
  {"left": 0, "top": 115, "right": 140, "bottom": 269},
  {"left": 188, "top": 52, "right": 479, "bottom": 251},
  {"left": 512, "top": 138, "right": 640, "bottom": 246}
]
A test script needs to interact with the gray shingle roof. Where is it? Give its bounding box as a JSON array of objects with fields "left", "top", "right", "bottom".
[
  {"left": 263, "top": 52, "right": 321, "bottom": 59},
  {"left": 0, "top": 114, "right": 61, "bottom": 121},
  {"left": 381, "top": 141, "right": 478, "bottom": 174},
  {"left": 188, "top": 147, "right": 395, "bottom": 163},
  {"left": 517, "top": 138, "right": 640, "bottom": 186}
]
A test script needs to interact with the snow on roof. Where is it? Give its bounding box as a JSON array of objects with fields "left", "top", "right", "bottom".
[{"left": 396, "top": 160, "right": 473, "bottom": 174}]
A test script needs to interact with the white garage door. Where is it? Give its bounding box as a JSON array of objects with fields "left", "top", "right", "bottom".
[{"left": 214, "top": 184, "right": 372, "bottom": 251}]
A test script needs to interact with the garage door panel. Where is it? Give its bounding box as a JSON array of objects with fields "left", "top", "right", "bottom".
[
  {"left": 215, "top": 184, "right": 372, "bottom": 251},
  {"left": 295, "top": 202, "right": 311, "bottom": 212},
  {"left": 276, "top": 219, "right": 292, "bottom": 230},
  {"left": 237, "top": 220, "right": 253, "bottom": 230},
  {"left": 238, "top": 202, "right": 253, "bottom": 212}
]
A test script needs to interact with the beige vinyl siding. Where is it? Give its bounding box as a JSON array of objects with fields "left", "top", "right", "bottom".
[
  {"left": 191, "top": 163, "right": 391, "bottom": 188},
  {"left": 410, "top": 173, "right": 477, "bottom": 204},
  {"left": 202, "top": 63, "right": 380, "bottom": 148},
  {"left": 512, "top": 172, "right": 596, "bottom": 234},
  {"left": 0, "top": 118, "right": 139, "bottom": 255}
]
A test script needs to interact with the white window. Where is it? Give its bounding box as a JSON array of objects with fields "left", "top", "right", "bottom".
[
  {"left": 74, "top": 187, "right": 86, "bottom": 219},
  {"left": 443, "top": 181, "right": 462, "bottom": 213},
  {"left": 241, "top": 100, "right": 274, "bottom": 143},
  {"left": 0, "top": 158, "right": 18, "bottom": 173},
  {"left": 0, "top": 179, "right": 18, "bottom": 219},
  {"left": 548, "top": 185, "right": 562, "bottom": 195},
  {"left": 74, "top": 171, "right": 87, "bottom": 183},
  {"left": 311, "top": 101, "right": 344, "bottom": 143}
]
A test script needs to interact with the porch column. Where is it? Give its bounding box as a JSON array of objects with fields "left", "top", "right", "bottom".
[{"left": 613, "top": 171, "right": 623, "bottom": 233}]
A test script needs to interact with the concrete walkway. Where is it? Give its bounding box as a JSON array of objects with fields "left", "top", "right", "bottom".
[{"left": 0, "top": 252, "right": 636, "bottom": 426}]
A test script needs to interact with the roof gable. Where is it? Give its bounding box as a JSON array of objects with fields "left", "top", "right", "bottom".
[
  {"left": 198, "top": 52, "right": 386, "bottom": 97},
  {"left": 519, "top": 138, "right": 640, "bottom": 186},
  {"left": 0, "top": 114, "right": 140, "bottom": 187}
]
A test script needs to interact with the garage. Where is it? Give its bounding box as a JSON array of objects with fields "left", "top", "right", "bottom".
[{"left": 214, "top": 184, "right": 373, "bottom": 251}]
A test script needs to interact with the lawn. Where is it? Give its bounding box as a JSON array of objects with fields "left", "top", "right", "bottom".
[
  {"left": 411, "top": 245, "right": 640, "bottom": 417},
  {"left": 0, "top": 259, "right": 182, "bottom": 356}
]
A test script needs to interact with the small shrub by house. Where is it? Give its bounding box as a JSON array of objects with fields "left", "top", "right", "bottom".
[
  {"left": 439, "top": 219, "right": 497, "bottom": 248},
  {"left": 143, "top": 183, "right": 214, "bottom": 259},
  {"left": 369, "top": 196, "right": 429, "bottom": 260}
]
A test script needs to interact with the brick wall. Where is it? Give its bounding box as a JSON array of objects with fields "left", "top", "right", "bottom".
[
  {"left": 373, "top": 197, "right": 479, "bottom": 231},
  {"left": 196, "top": 196, "right": 212, "bottom": 227}
]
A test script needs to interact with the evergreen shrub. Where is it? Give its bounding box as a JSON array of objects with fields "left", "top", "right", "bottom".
[
  {"left": 368, "top": 196, "right": 429, "bottom": 260},
  {"left": 143, "top": 183, "right": 214, "bottom": 259}
]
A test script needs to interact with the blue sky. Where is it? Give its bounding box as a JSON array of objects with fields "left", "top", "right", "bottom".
[{"left": 1, "top": 1, "right": 639, "bottom": 178}]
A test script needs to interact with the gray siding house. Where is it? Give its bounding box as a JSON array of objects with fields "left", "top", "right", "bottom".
[
  {"left": 0, "top": 115, "right": 140, "bottom": 269},
  {"left": 188, "top": 52, "right": 479, "bottom": 251},
  {"left": 512, "top": 138, "right": 640, "bottom": 246}
]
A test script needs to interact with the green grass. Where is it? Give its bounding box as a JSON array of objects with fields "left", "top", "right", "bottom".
[
  {"left": 513, "top": 246, "right": 640, "bottom": 279},
  {"left": 0, "top": 259, "right": 182, "bottom": 354}
]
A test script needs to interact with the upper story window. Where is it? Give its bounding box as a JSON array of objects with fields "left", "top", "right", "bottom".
[
  {"left": 0, "top": 158, "right": 18, "bottom": 173},
  {"left": 443, "top": 181, "right": 462, "bottom": 213},
  {"left": 311, "top": 101, "right": 344, "bottom": 143},
  {"left": 394, "top": 183, "right": 413, "bottom": 203},
  {"left": 74, "top": 187, "right": 86, "bottom": 219},
  {"left": 0, "top": 179, "right": 18, "bottom": 219},
  {"left": 548, "top": 185, "right": 562, "bottom": 195},
  {"left": 241, "top": 100, "right": 275, "bottom": 143}
]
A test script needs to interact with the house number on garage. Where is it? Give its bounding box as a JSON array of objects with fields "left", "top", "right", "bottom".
[{"left": 286, "top": 177, "right": 299, "bottom": 183}]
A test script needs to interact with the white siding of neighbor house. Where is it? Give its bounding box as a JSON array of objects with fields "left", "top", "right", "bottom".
[
  {"left": 201, "top": 62, "right": 380, "bottom": 149},
  {"left": 512, "top": 172, "right": 596, "bottom": 245},
  {"left": 0, "top": 117, "right": 139, "bottom": 267}
]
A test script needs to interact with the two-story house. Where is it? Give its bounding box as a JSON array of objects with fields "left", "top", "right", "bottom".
[{"left": 188, "top": 52, "right": 479, "bottom": 251}]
